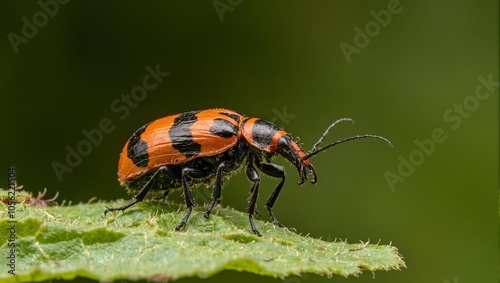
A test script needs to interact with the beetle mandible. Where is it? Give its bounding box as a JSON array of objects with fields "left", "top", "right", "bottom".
[{"left": 104, "top": 108, "right": 392, "bottom": 236}]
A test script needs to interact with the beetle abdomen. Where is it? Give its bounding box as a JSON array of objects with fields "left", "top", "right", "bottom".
[{"left": 118, "top": 109, "right": 246, "bottom": 183}]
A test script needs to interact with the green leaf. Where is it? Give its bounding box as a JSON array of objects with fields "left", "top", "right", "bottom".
[{"left": 0, "top": 195, "right": 405, "bottom": 282}]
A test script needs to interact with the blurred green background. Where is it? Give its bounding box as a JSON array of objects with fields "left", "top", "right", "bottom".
[{"left": 1, "top": 1, "right": 497, "bottom": 282}]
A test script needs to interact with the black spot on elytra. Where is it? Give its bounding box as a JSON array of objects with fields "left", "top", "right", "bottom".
[
  {"left": 209, "top": 118, "right": 239, "bottom": 138},
  {"left": 251, "top": 119, "right": 280, "bottom": 150},
  {"left": 127, "top": 121, "right": 152, "bottom": 167},
  {"left": 219, "top": 112, "right": 241, "bottom": 123},
  {"left": 168, "top": 111, "right": 202, "bottom": 158}
]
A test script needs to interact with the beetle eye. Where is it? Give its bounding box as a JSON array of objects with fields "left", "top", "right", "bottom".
[{"left": 277, "top": 137, "right": 289, "bottom": 150}]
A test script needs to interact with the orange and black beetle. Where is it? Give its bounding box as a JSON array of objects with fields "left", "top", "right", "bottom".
[{"left": 105, "top": 108, "right": 391, "bottom": 236}]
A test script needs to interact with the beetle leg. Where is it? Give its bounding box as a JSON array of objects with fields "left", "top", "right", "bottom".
[
  {"left": 253, "top": 206, "right": 262, "bottom": 217},
  {"left": 104, "top": 166, "right": 172, "bottom": 215},
  {"left": 153, "top": 189, "right": 171, "bottom": 201},
  {"left": 245, "top": 157, "right": 262, "bottom": 236},
  {"left": 246, "top": 179, "right": 261, "bottom": 217},
  {"left": 175, "top": 168, "right": 198, "bottom": 231},
  {"left": 204, "top": 161, "right": 239, "bottom": 219},
  {"left": 175, "top": 165, "right": 216, "bottom": 231},
  {"left": 258, "top": 162, "right": 297, "bottom": 232}
]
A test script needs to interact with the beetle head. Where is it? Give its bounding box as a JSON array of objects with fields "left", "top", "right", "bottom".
[
  {"left": 279, "top": 118, "right": 393, "bottom": 186},
  {"left": 277, "top": 135, "right": 317, "bottom": 185}
]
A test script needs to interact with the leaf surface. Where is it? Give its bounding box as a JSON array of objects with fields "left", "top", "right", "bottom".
[{"left": 0, "top": 195, "right": 405, "bottom": 282}]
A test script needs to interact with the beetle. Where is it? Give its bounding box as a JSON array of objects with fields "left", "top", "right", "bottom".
[{"left": 104, "top": 108, "right": 391, "bottom": 236}]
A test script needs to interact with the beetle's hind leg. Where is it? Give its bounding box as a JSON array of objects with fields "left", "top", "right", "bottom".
[{"left": 104, "top": 166, "right": 179, "bottom": 215}]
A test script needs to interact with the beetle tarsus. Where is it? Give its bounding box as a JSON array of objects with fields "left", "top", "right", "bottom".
[
  {"left": 267, "top": 206, "right": 296, "bottom": 232},
  {"left": 104, "top": 207, "right": 112, "bottom": 216},
  {"left": 203, "top": 198, "right": 219, "bottom": 218},
  {"left": 104, "top": 198, "right": 141, "bottom": 216},
  {"left": 249, "top": 215, "right": 262, "bottom": 237},
  {"left": 176, "top": 206, "right": 192, "bottom": 231}
]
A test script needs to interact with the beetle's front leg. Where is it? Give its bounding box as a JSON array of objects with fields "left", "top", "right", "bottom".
[
  {"left": 245, "top": 157, "right": 262, "bottom": 236},
  {"left": 257, "top": 161, "right": 297, "bottom": 232}
]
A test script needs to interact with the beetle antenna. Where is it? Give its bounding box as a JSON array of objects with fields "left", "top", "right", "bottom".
[
  {"left": 310, "top": 118, "right": 354, "bottom": 152},
  {"left": 303, "top": 134, "right": 392, "bottom": 161}
]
